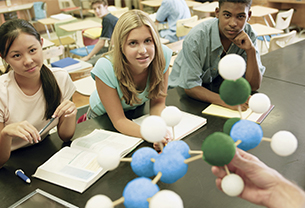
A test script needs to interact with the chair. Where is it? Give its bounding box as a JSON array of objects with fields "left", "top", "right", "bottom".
[
  {"left": 29, "top": 2, "right": 47, "bottom": 26},
  {"left": 58, "top": 0, "right": 83, "bottom": 19},
  {"left": 268, "top": 30, "right": 296, "bottom": 52},
  {"left": 258, "top": 8, "right": 294, "bottom": 42},
  {"left": 176, "top": 15, "right": 198, "bottom": 40},
  {"left": 42, "top": 45, "right": 65, "bottom": 65},
  {"left": 51, "top": 18, "right": 78, "bottom": 56},
  {"left": 70, "top": 27, "right": 102, "bottom": 58}
]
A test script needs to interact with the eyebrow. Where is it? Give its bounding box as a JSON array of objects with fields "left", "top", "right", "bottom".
[
  {"left": 9, "top": 44, "right": 36, "bottom": 54},
  {"left": 223, "top": 10, "right": 246, "bottom": 15}
]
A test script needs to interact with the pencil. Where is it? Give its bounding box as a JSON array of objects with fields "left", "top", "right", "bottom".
[{"left": 39, "top": 117, "right": 56, "bottom": 135}]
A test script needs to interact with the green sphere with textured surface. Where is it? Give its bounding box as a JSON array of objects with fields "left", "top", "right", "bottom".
[
  {"left": 201, "top": 132, "right": 236, "bottom": 166},
  {"left": 219, "top": 78, "right": 251, "bottom": 106},
  {"left": 223, "top": 117, "right": 241, "bottom": 135}
]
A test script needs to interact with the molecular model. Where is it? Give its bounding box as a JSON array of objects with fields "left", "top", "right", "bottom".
[{"left": 85, "top": 54, "right": 298, "bottom": 208}]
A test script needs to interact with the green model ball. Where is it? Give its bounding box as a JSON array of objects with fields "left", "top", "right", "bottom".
[
  {"left": 219, "top": 78, "right": 251, "bottom": 106},
  {"left": 223, "top": 118, "right": 241, "bottom": 135},
  {"left": 201, "top": 132, "right": 236, "bottom": 166}
]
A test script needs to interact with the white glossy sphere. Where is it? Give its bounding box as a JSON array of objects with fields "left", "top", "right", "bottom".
[
  {"left": 85, "top": 195, "right": 113, "bottom": 208},
  {"left": 140, "top": 115, "right": 167, "bottom": 143},
  {"left": 149, "top": 190, "right": 184, "bottom": 208},
  {"left": 218, "top": 54, "right": 246, "bottom": 80},
  {"left": 97, "top": 147, "right": 120, "bottom": 170},
  {"left": 249, "top": 93, "right": 271, "bottom": 113},
  {"left": 271, "top": 131, "right": 298, "bottom": 156},
  {"left": 161, "top": 106, "right": 183, "bottom": 127},
  {"left": 221, "top": 174, "right": 244, "bottom": 197}
]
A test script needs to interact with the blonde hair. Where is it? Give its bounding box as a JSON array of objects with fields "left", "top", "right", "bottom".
[{"left": 103, "top": 10, "right": 166, "bottom": 106}]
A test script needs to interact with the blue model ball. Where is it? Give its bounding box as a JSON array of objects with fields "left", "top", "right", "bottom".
[
  {"left": 230, "top": 120, "right": 263, "bottom": 151},
  {"left": 163, "top": 140, "right": 191, "bottom": 159},
  {"left": 131, "top": 147, "right": 159, "bottom": 177},
  {"left": 123, "top": 177, "right": 159, "bottom": 208},
  {"left": 153, "top": 152, "right": 188, "bottom": 184}
]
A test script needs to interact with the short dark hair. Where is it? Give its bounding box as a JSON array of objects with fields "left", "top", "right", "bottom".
[
  {"left": 90, "top": 0, "right": 108, "bottom": 8},
  {"left": 218, "top": 0, "right": 252, "bottom": 8}
]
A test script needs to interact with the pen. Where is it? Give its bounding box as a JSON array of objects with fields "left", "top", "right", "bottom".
[
  {"left": 15, "top": 169, "right": 31, "bottom": 184},
  {"left": 39, "top": 117, "right": 56, "bottom": 135}
]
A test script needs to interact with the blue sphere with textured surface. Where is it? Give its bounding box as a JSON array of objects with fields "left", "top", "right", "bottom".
[
  {"left": 153, "top": 152, "right": 188, "bottom": 184},
  {"left": 230, "top": 120, "right": 263, "bottom": 151},
  {"left": 131, "top": 147, "right": 159, "bottom": 177},
  {"left": 163, "top": 140, "right": 191, "bottom": 159},
  {"left": 123, "top": 177, "right": 159, "bottom": 208}
]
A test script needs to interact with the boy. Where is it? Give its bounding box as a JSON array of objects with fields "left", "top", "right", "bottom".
[
  {"left": 81, "top": 0, "right": 118, "bottom": 65},
  {"left": 155, "top": 0, "right": 191, "bottom": 43},
  {"left": 168, "top": 0, "right": 265, "bottom": 111}
]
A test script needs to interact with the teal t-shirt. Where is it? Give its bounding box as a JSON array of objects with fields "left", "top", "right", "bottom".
[{"left": 90, "top": 44, "right": 172, "bottom": 116}]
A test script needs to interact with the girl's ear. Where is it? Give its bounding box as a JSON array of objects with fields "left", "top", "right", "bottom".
[{"left": 40, "top": 37, "right": 44, "bottom": 46}]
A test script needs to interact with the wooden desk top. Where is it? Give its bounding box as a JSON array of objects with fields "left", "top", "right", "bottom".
[
  {"left": 38, "top": 17, "right": 77, "bottom": 25},
  {"left": 251, "top": 5, "right": 279, "bottom": 17},
  {"left": 184, "top": 16, "right": 214, "bottom": 28},
  {"left": 0, "top": 3, "right": 33, "bottom": 14},
  {"left": 193, "top": 1, "right": 218, "bottom": 13},
  {"left": 42, "top": 38, "right": 55, "bottom": 49},
  {"left": 166, "top": 39, "right": 184, "bottom": 53},
  {"left": 251, "top": 23, "right": 283, "bottom": 36},
  {"left": 140, "top": 0, "right": 202, "bottom": 8},
  {"left": 59, "top": 20, "right": 101, "bottom": 32}
]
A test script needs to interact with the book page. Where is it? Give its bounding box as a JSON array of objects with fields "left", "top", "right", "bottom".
[
  {"left": 71, "top": 129, "right": 143, "bottom": 157},
  {"left": 202, "top": 104, "right": 274, "bottom": 124},
  {"left": 133, "top": 111, "right": 207, "bottom": 141}
]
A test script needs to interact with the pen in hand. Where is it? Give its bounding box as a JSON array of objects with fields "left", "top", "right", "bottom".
[
  {"left": 15, "top": 169, "right": 31, "bottom": 184},
  {"left": 39, "top": 117, "right": 56, "bottom": 135}
]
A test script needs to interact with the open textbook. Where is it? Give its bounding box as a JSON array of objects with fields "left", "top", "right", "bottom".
[
  {"left": 33, "top": 129, "right": 143, "bottom": 193},
  {"left": 133, "top": 111, "right": 207, "bottom": 141},
  {"left": 202, "top": 104, "right": 274, "bottom": 124}
]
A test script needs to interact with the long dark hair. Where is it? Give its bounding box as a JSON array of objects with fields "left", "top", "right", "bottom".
[{"left": 0, "top": 19, "right": 62, "bottom": 119}]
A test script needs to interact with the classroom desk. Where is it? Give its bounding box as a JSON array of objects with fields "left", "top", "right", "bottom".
[
  {"left": 38, "top": 17, "right": 77, "bottom": 39},
  {"left": 0, "top": 3, "right": 33, "bottom": 23},
  {"left": 59, "top": 19, "right": 101, "bottom": 32},
  {"left": 251, "top": 5, "right": 279, "bottom": 27},
  {"left": 251, "top": 23, "right": 283, "bottom": 48},
  {"left": 42, "top": 37, "right": 55, "bottom": 49},
  {"left": 1, "top": 41, "right": 305, "bottom": 207},
  {"left": 192, "top": 1, "right": 218, "bottom": 14},
  {"left": 183, "top": 16, "right": 214, "bottom": 28}
]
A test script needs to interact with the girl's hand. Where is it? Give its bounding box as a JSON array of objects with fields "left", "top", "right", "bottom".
[
  {"left": 52, "top": 100, "right": 77, "bottom": 118},
  {"left": 2, "top": 121, "right": 40, "bottom": 143},
  {"left": 153, "top": 129, "right": 173, "bottom": 151}
]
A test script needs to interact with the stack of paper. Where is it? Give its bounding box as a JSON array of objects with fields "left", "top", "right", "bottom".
[{"left": 50, "top": 13, "right": 73, "bottom": 20}]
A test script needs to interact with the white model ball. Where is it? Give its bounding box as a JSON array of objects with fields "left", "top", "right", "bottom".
[
  {"left": 270, "top": 131, "right": 298, "bottom": 156},
  {"left": 97, "top": 147, "right": 120, "bottom": 170},
  {"left": 149, "top": 190, "right": 184, "bottom": 208},
  {"left": 249, "top": 93, "right": 271, "bottom": 113},
  {"left": 161, "top": 106, "right": 183, "bottom": 127},
  {"left": 85, "top": 195, "right": 113, "bottom": 208},
  {"left": 221, "top": 174, "right": 244, "bottom": 197},
  {"left": 140, "top": 115, "right": 167, "bottom": 143},
  {"left": 218, "top": 54, "right": 246, "bottom": 80}
]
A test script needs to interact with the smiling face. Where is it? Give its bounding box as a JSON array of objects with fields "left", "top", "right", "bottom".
[
  {"left": 123, "top": 25, "right": 155, "bottom": 75},
  {"left": 216, "top": 2, "right": 251, "bottom": 41},
  {"left": 92, "top": 3, "right": 108, "bottom": 18},
  {"left": 4, "top": 32, "right": 43, "bottom": 81}
]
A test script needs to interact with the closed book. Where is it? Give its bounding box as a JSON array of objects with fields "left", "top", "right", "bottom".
[{"left": 51, "top": 57, "right": 79, "bottom": 68}]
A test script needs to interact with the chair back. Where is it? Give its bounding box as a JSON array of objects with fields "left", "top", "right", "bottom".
[
  {"left": 275, "top": 8, "right": 294, "bottom": 31},
  {"left": 269, "top": 30, "right": 296, "bottom": 52},
  {"left": 33, "top": 2, "right": 47, "bottom": 20},
  {"left": 54, "top": 18, "right": 78, "bottom": 37},
  {"left": 176, "top": 15, "right": 198, "bottom": 39},
  {"left": 43, "top": 45, "right": 65, "bottom": 64}
]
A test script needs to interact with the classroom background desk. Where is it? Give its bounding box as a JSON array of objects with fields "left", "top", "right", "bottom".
[
  {"left": 0, "top": 3, "right": 33, "bottom": 23},
  {"left": 1, "top": 41, "right": 305, "bottom": 208}
]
